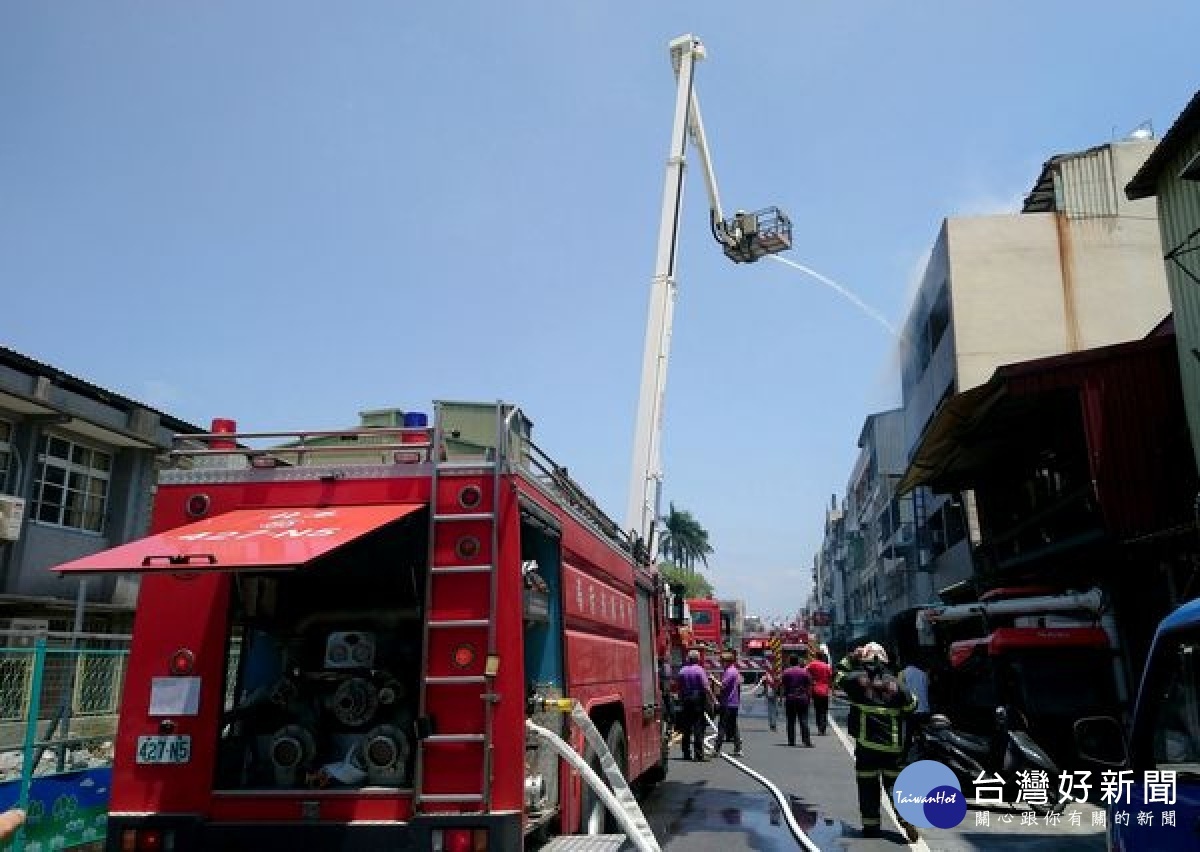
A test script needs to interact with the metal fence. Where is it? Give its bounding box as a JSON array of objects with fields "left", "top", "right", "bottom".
[{"left": 0, "top": 631, "right": 129, "bottom": 852}]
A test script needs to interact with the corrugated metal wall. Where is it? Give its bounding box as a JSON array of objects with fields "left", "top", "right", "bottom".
[
  {"left": 1008, "top": 337, "right": 1196, "bottom": 538},
  {"left": 1155, "top": 135, "right": 1200, "bottom": 474},
  {"left": 1081, "top": 342, "right": 1196, "bottom": 537},
  {"left": 1056, "top": 145, "right": 1121, "bottom": 218}
]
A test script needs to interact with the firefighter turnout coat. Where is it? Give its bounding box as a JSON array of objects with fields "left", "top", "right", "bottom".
[{"left": 834, "top": 657, "right": 917, "bottom": 754}]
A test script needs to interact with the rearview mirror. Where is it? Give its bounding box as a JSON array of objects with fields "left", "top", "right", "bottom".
[{"left": 1074, "top": 716, "right": 1129, "bottom": 767}]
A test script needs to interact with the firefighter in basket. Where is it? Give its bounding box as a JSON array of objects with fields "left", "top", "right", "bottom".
[{"left": 835, "top": 642, "right": 920, "bottom": 842}]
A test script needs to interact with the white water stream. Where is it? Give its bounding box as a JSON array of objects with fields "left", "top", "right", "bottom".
[{"left": 767, "top": 254, "right": 904, "bottom": 342}]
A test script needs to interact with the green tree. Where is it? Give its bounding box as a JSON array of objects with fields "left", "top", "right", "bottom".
[
  {"left": 657, "top": 503, "right": 713, "bottom": 575},
  {"left": 659, "top": 562, "right": 714, "bottom": 600}
]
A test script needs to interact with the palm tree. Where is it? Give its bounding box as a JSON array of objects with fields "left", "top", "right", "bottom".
[{"left": 658, "top": 503, "right": 714, "bottom": 575}]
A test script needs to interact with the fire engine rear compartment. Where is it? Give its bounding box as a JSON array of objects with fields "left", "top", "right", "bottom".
[
  {"left": 78, "top": 497, "right": 526, "bottom": 850},
  {"left": 96, "top": 491, "right": 541, "bottom": 851},
  {"left": 215, "top": 507, "right": 428, "bottom": 792}
]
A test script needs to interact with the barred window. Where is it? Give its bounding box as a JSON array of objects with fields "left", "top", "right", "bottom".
[
  {"left": 0, "top": 420, "right": 12, "bottom": 492},
  {"left": 0, "top": 656, "right": 31, "bottom": 721},
  {"left": 73, "top": 652, "right": 125, "bottom": 716},
  {"left": 33, "top": 433, "right": 112, "bottom": 533}
]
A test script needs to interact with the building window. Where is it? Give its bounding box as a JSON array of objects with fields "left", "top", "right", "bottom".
[
  {"left": 927, "top": 284, "right": 950, "bottom": 354},
  {"left": 73, "top": 652, "right": 125, "bottom": 716},
  {"left": 33, "top": 433, "right": 112, "bottom": 533},
  {"left": 0, "top": 420, "right": 12, "bottom": 492}
]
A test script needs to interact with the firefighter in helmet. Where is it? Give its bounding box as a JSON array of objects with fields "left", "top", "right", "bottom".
[{"left": 835, "top": 642, "right": 920, "bottom": 842}]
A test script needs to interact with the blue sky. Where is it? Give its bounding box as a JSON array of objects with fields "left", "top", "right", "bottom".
[{"left": 3, "top": 3, "right": 1198, "bottom": 620}]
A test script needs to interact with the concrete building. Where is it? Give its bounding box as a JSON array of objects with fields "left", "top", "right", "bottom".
[
  {"left": 0, "top": 347, "right": 201, "bottom": 631},
  {"left": 897, "top": 136, "right": 1169, "bottom": 600},
  {"left": 813, "top": 495, "right": 852, "bottom": 652},
  {"left": 844, "top": 409, "right": 930, "bottom": 625}
]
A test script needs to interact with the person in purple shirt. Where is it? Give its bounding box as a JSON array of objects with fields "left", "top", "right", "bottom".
[
  {"left": 781, "top": 653, "right": 814, "bottom": 747},
  {"left": 714, "top": 650, "right": 745, "bottom": 757},
  {"left": 675, "top": 649, "right": 713, "bottom": 761}
]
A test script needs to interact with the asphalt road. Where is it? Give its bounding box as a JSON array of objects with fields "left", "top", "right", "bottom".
[{"left": 625, "top": 695, "right": 1108, "bottom": 852}]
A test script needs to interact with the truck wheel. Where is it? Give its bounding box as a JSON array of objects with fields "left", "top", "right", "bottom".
[
  {"left": 643, "top": 719, "right": 670, "bottom": 785},
  {"left": 602, "top": 722, "right": 628, "bottom": 833},
  {"left": 580, "top": 722, "right": 627, "bottom": 835}
]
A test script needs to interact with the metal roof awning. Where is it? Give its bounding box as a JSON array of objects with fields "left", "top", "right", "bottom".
[
  {"left": 895, "top": 333, "right": 1177, "bottom": 497},
  {"left": 53, "top": 504, "right": 425, "bottom": 574},
  {"left": 894, "top": 384, "right": 1004, "bottom": 496}
]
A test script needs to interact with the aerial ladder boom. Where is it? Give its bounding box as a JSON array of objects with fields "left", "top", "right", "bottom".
[{"left": 626, "top": 35, "right": 793, "bottom": 556}]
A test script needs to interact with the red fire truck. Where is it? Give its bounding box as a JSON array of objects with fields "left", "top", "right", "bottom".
[
  {"left": 54, "top": 401, "right": 669, "bottom": 851},
  {"left": 683, "top": 598, "right": 722, "bottom": 649},
  {"left": 740, "top": 634, "right": 770, "bottom": 660},
  {"left": 660, "top": 597, "right": 724, "bottom": 672}
]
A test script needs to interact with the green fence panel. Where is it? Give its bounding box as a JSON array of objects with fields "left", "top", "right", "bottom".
[{"left": 0, "top": 634, "right": 129, "bottom": 852}]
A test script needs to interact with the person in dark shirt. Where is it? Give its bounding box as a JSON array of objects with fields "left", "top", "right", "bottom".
[
  {"left": 780, "top": 654, "right": 814, "bottom": 747},
  {"left": 714, "top": 651, "right": 745, "bottom": 757},
  {"left": 676, "top": 650, "right": 713, "bottom": 761}
]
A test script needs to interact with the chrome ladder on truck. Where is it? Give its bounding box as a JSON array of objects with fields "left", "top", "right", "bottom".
[
  {"left": 415, "top": 404, "right": 650, "bottom": 851},
  {"left": 413, "top": 403, "right": 507, "bottom": 812}
]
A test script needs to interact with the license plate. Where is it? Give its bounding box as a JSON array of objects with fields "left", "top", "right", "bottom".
[{"left": 136, "top": 735, "right": 192, "bottom": 764}]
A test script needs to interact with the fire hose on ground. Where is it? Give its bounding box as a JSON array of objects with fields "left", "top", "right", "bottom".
[
  {"left": 701, "top": 711, "right": 821, "bottom": 852},
  {"left": 526, "top": 696, "right": 821, "bottom": 851}
]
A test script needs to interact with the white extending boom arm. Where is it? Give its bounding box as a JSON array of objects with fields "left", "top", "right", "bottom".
[
  {"left": 626, "top": 35, "right": 793, "bottom": 557},
  {"left": 625, "top": 35, "right": 706, "bottom": 556}
]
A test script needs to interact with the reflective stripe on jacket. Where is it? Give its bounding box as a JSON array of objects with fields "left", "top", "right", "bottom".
[{"left": 835, "top": 656, "right": 917, "bottom": 754}]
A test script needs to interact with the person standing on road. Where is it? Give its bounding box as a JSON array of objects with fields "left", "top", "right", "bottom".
[
  {"left": 836, "top": 642, "right": 920, "bottom": 843},
  {"left": 807, "top": 650, "right": 833, "bottom": 735},
  {"left": 755, "top": 661, "right": 780, "bottom": 732},
  {"left": 676, "top": 649, "right": 713, "bottom": 761},
  {"left": 715, "top": 650, "right": 745, "bottom": 757},
  {"left": 780, "top": 654, "right": 813, "bottom": 747}
]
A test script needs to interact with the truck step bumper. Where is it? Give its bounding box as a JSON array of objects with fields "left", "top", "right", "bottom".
[{"left": 537, "top": 835, "right": 631, "bottom": 851}]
